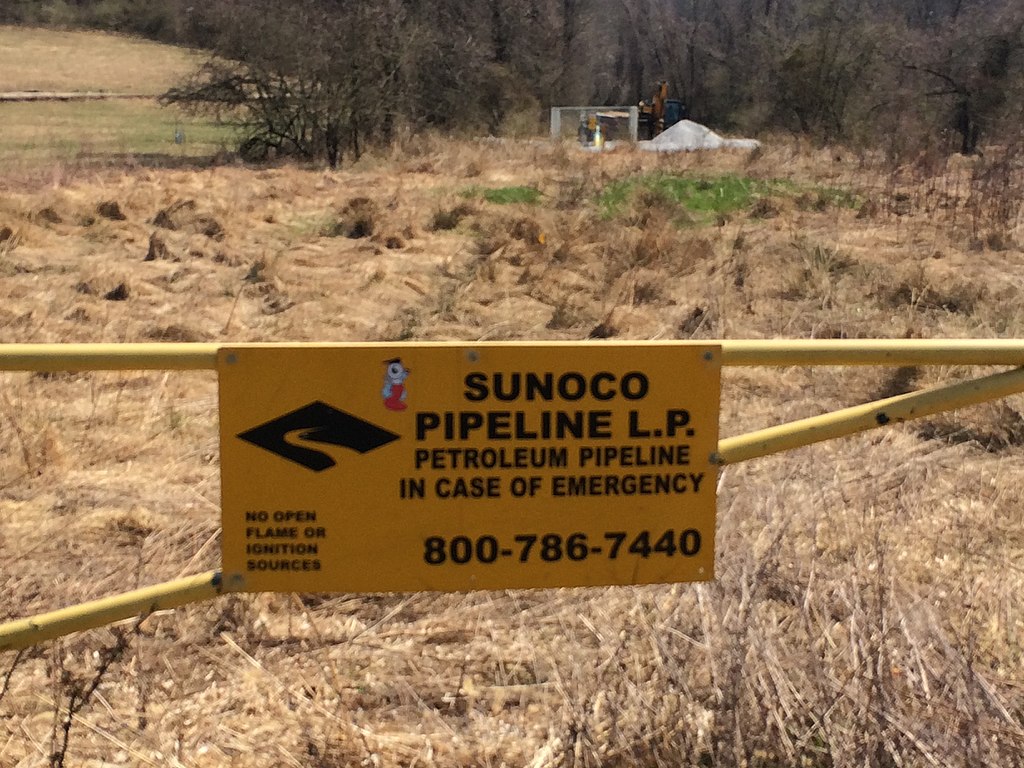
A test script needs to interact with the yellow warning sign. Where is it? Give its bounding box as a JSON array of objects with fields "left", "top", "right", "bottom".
[{"left": 218, "top": 343, "right": 721, "bottom": 592}]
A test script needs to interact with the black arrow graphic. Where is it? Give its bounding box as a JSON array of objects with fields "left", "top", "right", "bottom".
[{"left": 238, "top": 401, "right": 400, "bottom": 472}]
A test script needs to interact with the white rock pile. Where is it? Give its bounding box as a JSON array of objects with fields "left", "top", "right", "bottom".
[{"left": 638, "top": 119, "right": 760, "bottom": 152}]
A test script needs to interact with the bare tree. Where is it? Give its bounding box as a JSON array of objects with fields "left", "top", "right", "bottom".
[
  {"left": 164, "top": 0, "right": 410, "bottom": 166},
  {"left": 901, "top": 4, "right": 1024, "bottom": 153}
]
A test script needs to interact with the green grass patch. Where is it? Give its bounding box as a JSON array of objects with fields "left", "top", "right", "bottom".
[
  {"left": 600, "top": 174, "right": 786, "bottom": 223},
  {"left": 0, "top": 99, "right": 234, "bottom": 165},
  {"left": 462, "top": 185, "right": 542, "bottom": 205},
  {"left": 600, "top": 173, "right": 858, "bottom": 224}
]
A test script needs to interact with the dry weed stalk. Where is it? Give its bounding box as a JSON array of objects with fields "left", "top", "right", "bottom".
[
  {"left": 0, "top": 650, "right": 26, "bottom": 707},
  {"left": 48, "top": 625, "right": 139, "bottom": 768}
]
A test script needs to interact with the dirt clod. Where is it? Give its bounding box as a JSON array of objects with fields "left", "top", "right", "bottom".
[
  {"left": 103, "top": 282, "right": 130, "bottom": 301},
  {"left": 678, "top": 306, "right": 712, "bottom": 337},
  {"left": 509, "top": 217, "right": 543, "bottom": 243},
  {"left": 587, "top": 320, "right": 618, "bottom": 339},
  {"left": 35, "top": 207, "right": 62, "bottom": 224},
  {"left": 857, "top": 199, "right": 881, "bottom": 219},
  {"left": 97, "top": 200, "right": 127, "bottom": 221},
  {"left": 429, "top": 202, "right": 474, "bottom": 231},
  {"left": 749, "top": 198, "right": 780, "bottom": 219}
]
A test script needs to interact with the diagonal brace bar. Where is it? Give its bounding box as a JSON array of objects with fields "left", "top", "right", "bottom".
[
  {"left": 0, "top": 571, "right": 224, "bottom": 652},
  {"left": 716, "top": 366, "right": 1024, "bottom": 465}
]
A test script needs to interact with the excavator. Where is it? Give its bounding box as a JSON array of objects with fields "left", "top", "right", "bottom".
[{"left": 638, "top": 81, "right": 686, "bottom": 139}]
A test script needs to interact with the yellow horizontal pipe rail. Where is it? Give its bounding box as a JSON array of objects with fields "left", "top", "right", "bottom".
[
  {"left": 716, "top": 366, "right": 1024, "bottom": 465},
  {"left": 0, "top": 343, "right": 219, "bottom": 372},
  {"left": 0, "top": 571, "right": 224, "bottom": 652},
  {"left": 3, "top": 340, "right": 1024, "bottom": 371},
  {"left": 719, "top": 339, "right": 1024, "bottom": 367}
]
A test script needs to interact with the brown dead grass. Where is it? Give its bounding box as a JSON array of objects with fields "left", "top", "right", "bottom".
[
  {"left": 2, "top": 137, "right": 1024, "bottom": 766},
  {"left": 0, "top": 26, "right": 202, "bottom": 93}
]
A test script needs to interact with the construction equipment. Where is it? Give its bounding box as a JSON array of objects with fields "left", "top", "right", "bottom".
[
  {"left": 577, "top": 111, "right": 621, "bottom": 147},
  {"left": 638, "top": 81, "right": 686, "bottom": 140}
]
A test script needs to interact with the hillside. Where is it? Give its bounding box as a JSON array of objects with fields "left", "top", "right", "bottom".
[
  {"left": 1, "top": 137, "right": 1024, "bottom": 766},
  {"left": 0, "top": 26, "right": 202, "bottom": 93}
]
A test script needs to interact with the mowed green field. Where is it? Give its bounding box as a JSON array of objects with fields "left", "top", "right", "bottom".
[
  {"left": 0, "top": 99, "right": 233, "bottom": 162},
  {"left": 0, "top": 26, "right": 232, "bottom": 165}
]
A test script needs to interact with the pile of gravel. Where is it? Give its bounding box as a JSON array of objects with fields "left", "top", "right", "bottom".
[{"left": 638, "top": 119, "right": 760, "bottom": 152}]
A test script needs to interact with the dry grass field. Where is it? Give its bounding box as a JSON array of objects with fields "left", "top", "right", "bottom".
[
  {"left": 1, "top": 135, "right": 1024, "bottom": 767},
  {"left": 0, "top": 27, "right": 202, "bottom": 93},
  {"left": 3, "top": 25, "right": 1024, "bottom": 768}
]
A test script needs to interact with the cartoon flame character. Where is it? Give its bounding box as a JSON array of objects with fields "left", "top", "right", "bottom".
[{"left": 382, "top": 358, "right": 410, "bottom": 411}]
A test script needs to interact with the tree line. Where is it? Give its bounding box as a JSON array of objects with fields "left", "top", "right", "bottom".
[{"left": 5, "top": 0, "right": 1023, "bottom": 164}]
